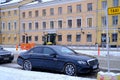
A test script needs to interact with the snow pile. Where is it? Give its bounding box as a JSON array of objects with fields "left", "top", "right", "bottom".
[
  {"left": 75, "top": 50, "right": 120, "bottom": 57},
  {"left": 0, "top": 66, "right": 95, "bottom": 80},
  {"left": 97, "top": 71, "right": 120, "bottom": 80}
]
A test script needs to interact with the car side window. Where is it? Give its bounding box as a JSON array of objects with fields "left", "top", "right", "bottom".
[
  {"left": 30, "top": 47, "right": 42, "bottom": 53},
  {"left": 43, "top": 47, "right": 55, "bottom": 55}
]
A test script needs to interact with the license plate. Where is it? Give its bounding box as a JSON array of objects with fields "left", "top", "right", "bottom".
[
  {"left": 4, "top": 58, "right": 9, "bottom": 60},
  {"left": 93, "top": 65, "right": 97, "bottom": 69}
]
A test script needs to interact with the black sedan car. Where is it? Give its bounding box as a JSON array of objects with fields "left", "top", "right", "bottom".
[
  {"left": 0, "top": 46, "right": 14, "bottom": 63},
  {"left": 17, "top": 45, "right": 99, "bottom": 76}
]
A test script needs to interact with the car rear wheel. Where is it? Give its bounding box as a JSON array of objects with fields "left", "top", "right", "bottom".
[
  {"left": 23, "top": 60, "right": 32, "bottom": 71},
  {"left": 64, "top": 63, "right": 76, "bottom": 76}
]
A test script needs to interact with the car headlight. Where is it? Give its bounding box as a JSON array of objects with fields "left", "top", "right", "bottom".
[
  {"left": 11, "top": 53, "right": 14, "bottom": 56},
  {"left": 78, "top": 61, "right": 87, "bottom": 65}
]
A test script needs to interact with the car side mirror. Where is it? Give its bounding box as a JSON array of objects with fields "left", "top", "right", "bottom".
[{"left": 50, "top": 53, "right": 57, "bottom": 58}]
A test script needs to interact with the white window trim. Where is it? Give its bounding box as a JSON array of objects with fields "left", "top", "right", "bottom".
[
  {"left": 14, "top": 21, "right": 17, "bottom": 30},
  {"left": 34, "top": 21, "right": 39, "bottom": 30},
  {"left": 67, "top": 17, "right": 73, "bottom": 28},
  {"left": 86, "top": 16, "right": 93, "bottom": 27},
  {"left": 76, "top": 16, "right": 82, "bottom": 28},
  {"left": 57, "top": 19, "right": 63, "bottom": 29}
]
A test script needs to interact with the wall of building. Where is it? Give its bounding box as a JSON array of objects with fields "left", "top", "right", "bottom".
[
  {"left": 1, "top": 0, "right": 120, "bottom": 46},
  {"left": 97, "top": 0, "right": 120, "bottom": 47},
  {"left": 20, "top": 0, "right": 97, "bottom": 45}
]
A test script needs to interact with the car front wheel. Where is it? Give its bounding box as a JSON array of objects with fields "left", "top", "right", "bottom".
[
  {"left": 64, "top": 63, "right": 76, "bottom": 76},
  {"left": 23, "top": 60, "right": 32, "bottom": 71}
]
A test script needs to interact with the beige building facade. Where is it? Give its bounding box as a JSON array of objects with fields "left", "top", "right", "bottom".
[
  {"left": 20, "top": 0, "right": 97, "bottom": 45},
  {"left": 97, "top": 0, "right": 120, "bottom": 47},
  {"left": 0, "top": 0, "right": 37, "bottom": 45}
]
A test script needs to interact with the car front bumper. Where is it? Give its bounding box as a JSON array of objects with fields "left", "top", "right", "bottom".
[
  {"left": 76, "top": 64, "right": 99, "bottom": 74},
  {"left": 0, "top": 55, "right": 14, "bottom": 63}
]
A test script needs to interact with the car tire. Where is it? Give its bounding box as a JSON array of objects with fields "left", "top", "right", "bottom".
[
  {"left": 23, "top": 60, "right": 32, "bottom": 71},
  {"left": 64, "top": 63, "right": 76, "bottom": 76},
  {"left": 8, "top": 60, "right": 12, "bottom": 63}
]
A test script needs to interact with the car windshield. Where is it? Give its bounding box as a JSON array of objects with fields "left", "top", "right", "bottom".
[{"left": 54, "top": 46, "right": 76, "bottom": 55}]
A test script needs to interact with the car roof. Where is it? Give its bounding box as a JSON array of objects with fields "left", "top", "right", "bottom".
[{"left": 35, "top": 45, "right": 65, "bottom": 48}]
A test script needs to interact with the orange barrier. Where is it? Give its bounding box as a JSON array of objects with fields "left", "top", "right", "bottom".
[
  {"left": 98, "top": 47, "right": 100, "bottom": 56},
  {"left": 20, "top": 43, "right": 35, "bottom": 50},
  {"left": 16, "top": 44, "right": 18, "bottom": 51}
]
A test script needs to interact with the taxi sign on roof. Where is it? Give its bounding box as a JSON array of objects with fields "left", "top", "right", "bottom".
[{"left": 108, "top": 7, "right": 120, "bottom": 15}]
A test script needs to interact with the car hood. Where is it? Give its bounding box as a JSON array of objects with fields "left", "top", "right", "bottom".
[
  {"left": 0, "top": 50, "right": 11, "bottom": 55},
  {"left": 63, "top": 53, "right": 95, "bottom": 61}
]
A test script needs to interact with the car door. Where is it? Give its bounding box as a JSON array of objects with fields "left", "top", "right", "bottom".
[
  {"left": 41, "top": 47, "right": 59, "bottom": 70},
  {"left": 29, "top": 47, "right": 44, "bottom": 67}
]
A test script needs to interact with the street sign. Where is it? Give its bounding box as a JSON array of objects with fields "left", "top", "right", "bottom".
[{"left": 108, "top": 7, "right": 120, "bottom": 15}]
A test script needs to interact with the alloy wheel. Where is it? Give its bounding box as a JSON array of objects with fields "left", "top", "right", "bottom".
[
  {"left": 23, "top": 60, "right": 32, "bottom": 71},
  {"left": 64, "top": 63, "right": 76, "bottom": 76}
]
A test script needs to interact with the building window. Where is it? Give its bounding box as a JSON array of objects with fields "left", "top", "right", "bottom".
[
  {"left": 113, "top": 0, "right": 119, "bottom": 7},
  {"left": 2, "top": 23, "right": 5, "bottom": 30},
  {"left": 14, "top": 10, "right": 17, "bottom": 15},
  {"left": 77, "top": 18, "right": 81, "bottom": 28},
  {"left": 87, "top": 3, "right": 92, "bottom": 11},
  {"left": 22, "top": 23, "right": 25, "bottom": 32},
  {"left": 77, "top": 4, "right": 81, "bottom": 13},
  {"left": 68, "top": 19, "right": 72, "bottom": 28},
  {"left": 67, "top": 34, "right": 72, "bottom": 42},
  {"left": 58, "top": 20, "right": 62, "bottom": 29},
  {"left": 35, "top": 36, "right": 38, "bottom": 41},
  {"left": 35, "top": 22, "right": 39, "bottom": 30},
  {"left": 14, "top": 22, "right": 17, "bottom": 30},
  {"left": 58, "top": 35, "right": 62, "bottom": 41},
  {"left": 58, "top": 7, "right": 62, "bottom": 15},
  {"left": 76, "top": 34, "right": 81, "bottom": 42},
  {"left": 50, "top": 8, "right": 54, "bottom": 15},
  {"left": 112, "top": 16, "right": 118, "bottom": 26},
  {"left": 22, "top": 12, "right": 25, "bottom": 18},
  {"left": 14, "top": 37, "right": 17, "bottom": 41},
  {"left": 2, "top": 37, "right": 5, "bottom": 42},
  {"left": 102, "top": 16, "right": 106, "bottom": 26},
  {"left": 102, "top": 1, "right": 107, "bottom": 9},
  {"left": 87, "top": 34, "right": 92, "bottom": 42},
  {"left": 87, "top": 18, "right": 92, "bottom": 27},
  {"left": 2, "top": 12, "right": 5, "bottom": 16},
  {"left": 8, "top": 37, "right": 11, "bottom": 41},
  {"left": 42, "top": 9, "right": 46, "bottom": 16},
  {"left": 29, "top": 23, "right": 32, "bottom": 30},
  {"left": 101, "top": 34, "right": 106, "bottom": 42},
  {"left": 28, "top": 11, "right": 32, "bottom": 17},
  {"left": 29, "top": 36, "right": 32, "bottom": 41},
  {"left": 8, "top": 11, "right": 11, "bottom": 16},
  {"left": 112, "top": 33, "right": 117, "bottom": 42},
  {"left": 8, "top": 22, "right": 11, "bottom": 30},
  {"left": 42, "top": 22, "right": 46, "bottom": 29},
  {"left": 35, "top": 10, "right": 39, "bottom": 17},
  {"left": 50, "top": 21, "right": 54, "bottom": 29},
  {"left": 67, "top": 6, "right": 72, "bottom": 14}
]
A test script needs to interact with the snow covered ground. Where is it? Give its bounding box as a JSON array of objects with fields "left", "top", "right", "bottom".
[{"left": 0, "top": 66, "right": 95, "bottom": 80}]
